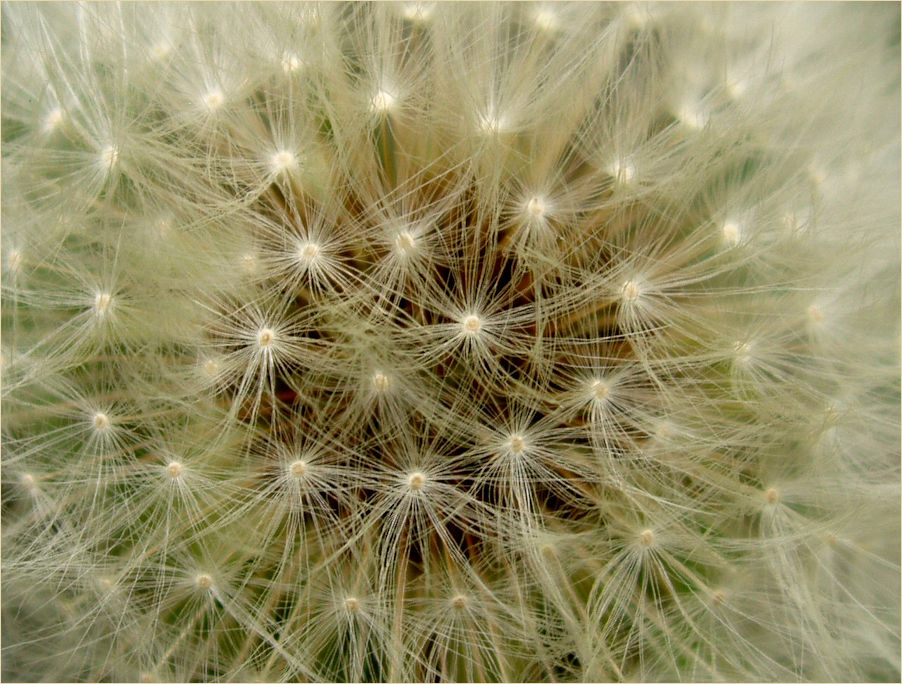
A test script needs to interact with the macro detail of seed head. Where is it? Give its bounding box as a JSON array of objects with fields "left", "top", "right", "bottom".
[{"left": 1, "top": 2, "right": 899, "bottom": 683}]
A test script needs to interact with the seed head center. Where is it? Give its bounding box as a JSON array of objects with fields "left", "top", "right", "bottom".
[
  {"left": 94, "top": 292, "right": 113, "bottom": 315},
  {"left": 92, "top": 412, "right": 110, "bottom": 431},
  {"left": 281, "top": 52, "right": 302, "bottom": 73},
  {"left": 371, "top": 372, "right": 390, "bottom": 391},
  {"left": 99, "top": 145, "right": 119, "bottom": 171},
  {"left": 621, "top": 280, "right": 640, "bottom": 303},
  {"left": 408, "top": 471, "right": 426, "bottom": 490},
  {"left": 43, "top": 107, "right": 64, "bottom": 132},
  {"left": 590, "top": 379, "right": 610, "bottom": 401},
  {"left": 257, "top": 327, "right": 276, "bottom": 348},
  {"left": 271, "top": 150, "right": 297, "bottom": 173},
  {"left": 203, "top": 89, "right": 224, "bottom": 112},
  {"left": 371, "top": 90, "right": 396, "bottom": 112},
  {"left": 461, "top": 314, "right": 482, "bottom": 336},
  {"left": 299, "top": 241, "right": 321, "bottom": 262},
  {"left": 526, "top": 196, "right": 546, "bottom": 218},
  {"left": 394, "top": 230, "right": 416, "bottom": 254},
  {"left": 722, "top": 220, "right": 741, "bottom": 246}
]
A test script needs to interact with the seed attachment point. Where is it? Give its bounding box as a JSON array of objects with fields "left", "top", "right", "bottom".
[
  {"left": 721, "top": 220, "right": 741, "bottom": 247},
  {"left": 621, "top": 280, "right": 641, "bottom": 304},
  {"left": 203, "top": 89, "right": 224, "bottom": 112},
  {"left": 461, "top": 314, "right": 482, "bottom": 337},
  {"left": 93, "top": 292, "right": 113, "bottom": 316},
  {"left": 257, "top": 327, "right": 276, "bottom": 348},
  {"left": 371, "top": 90, "right": 396, "bottom": 113},
  {"left": 92, "top": 411, "right": 111, "bottom": 432},
  {"left": 270, "top": 150, "right": 298, "bottom": 174},
  {"left": 371, "top": 371, "right": 391, "bottom": 392}
]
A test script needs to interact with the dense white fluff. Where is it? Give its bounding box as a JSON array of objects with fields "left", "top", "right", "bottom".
[{"left": 2, "top": 3, "right": 899, "bottom": 682}]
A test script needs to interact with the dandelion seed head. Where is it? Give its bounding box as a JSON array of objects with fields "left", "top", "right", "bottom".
[
  {"left": 722, "top": 220, "right": 742, "bottom": 247},
  {"left": 202, "top": 358, "right": 220, "bottom": 378},
  {"left": 257, "top": 327, "right": 276, "bottom": 349},
  {"left": 99, "top": 145, "right": 119, "bottom": 172},
  {"left": 620, "top": 279, "right": 641, "bottom": 304},
  {"left": 507, "top": 434, "right": 526, "bottom": 454},
  {"left": 43, "top": 107, "right": 64, "bottom": 133},
  {"left": 461, "top": 313, "right": 482, "bottom": 337},
  {"left": 297, "top": 241, "right": 321, "bottom": 264},
  {"left": 240, "top": 253, "right": 258, "bottom": 273},
  {"left": 92, "top": 412, "right": 111, "bottom": 432},
  {"left": 93, "top": 292, "right": 113, "bottom": 316},
  {"left": 371, "top": 89, "right": 396, "bottom": 113},
  {"left": 394, "top": 230, "right": 416, "bottom": 255},
  {"left": 202, "top": 89, "right": 224, "bottom": 112},
  {"left": 407, "top": 471, "right": 426, "bottom": 491},
  {"left": 281, "top": 51, "right": 302, "bottom": 73},
  {"left": 609, "top": 158, "right": 636, "bottom": 184},
  {"left": 2, "top": 5, "right": 897, "bottom": 680},
  {"left": 525, "top": 196, "right": 547, "bottom": 219},
  {"left": 371, "top": 371, "right": 391, "bottom": 392},
  {"left": 289, "top": 459, "right": 308, "bottom": 478},
  {"left": 733, "top": 341, "right": 753, "bottom": 366},
  {"left": 589, "top": 379, "right": 610, "bottom": 402},
  {"left": 478, "top": 111, "right": 507, "bottom": 136},
  {"left": 270, "top": 150, "right": 298, "bottom": 174}
]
